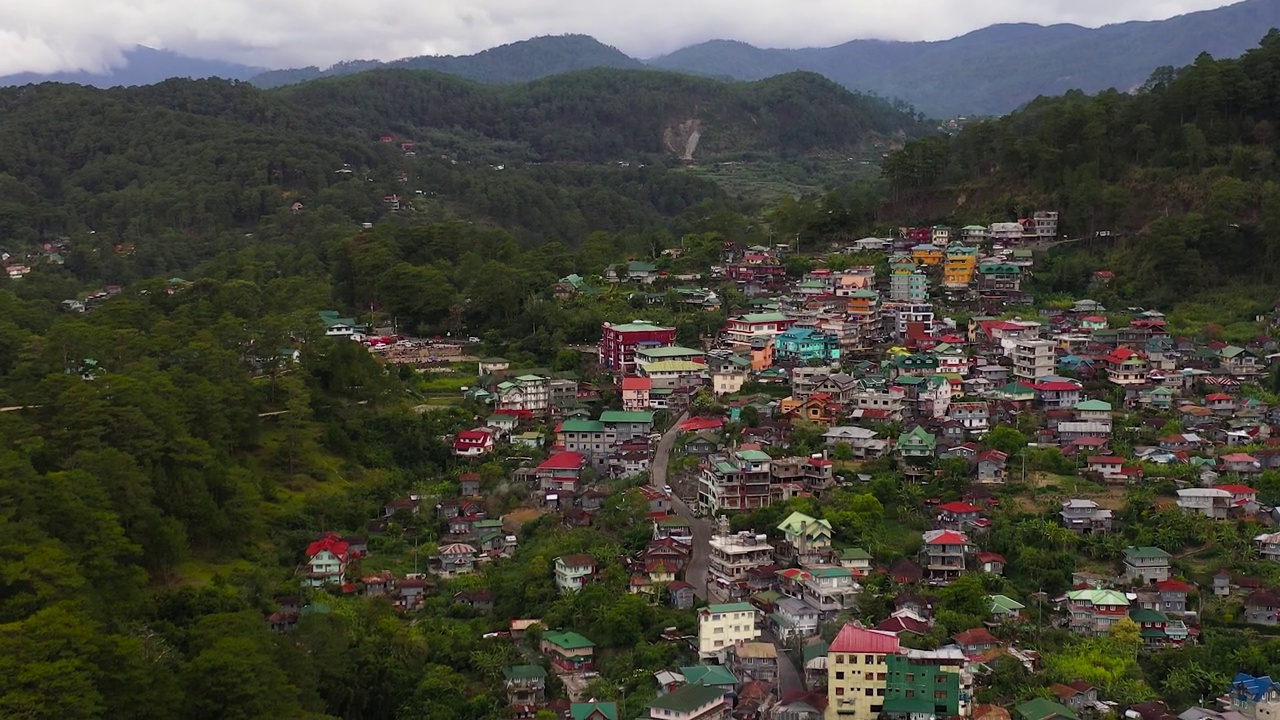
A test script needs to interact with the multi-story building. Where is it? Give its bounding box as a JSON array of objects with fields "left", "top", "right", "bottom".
[
  {"left": 884, "top": 303, "right": 935, "bottom": 340},
  {"left": 1124, "top": 546, "right": 1172, "bottom": 583},
  {"left": 557, "top": 419, "right": 618, "bottom": 472},
  {"left": 948, "top": 402, "right": 990, "bottom": 435},
  {"left": 635, "top": 345, "right": 706, "bottom": 365},
  {"left": 1066, "top": 588, "right": 1129, "bottom": 635},
  {"left": 921, "top": 530, "right": 968, "bottom": 585},
  {"left": 600, "top": 410, "right": 654, "bottom": 442},
  {"left": 1012, "top": 339, "right": 1056, "bottom": 383},
  {"left": 1033, "top": 210, "right": 1059, "bottom": 240},
  {"left": 638, "top": 359, "right": 706, "bottom": 390},
  {"left": 554, "top": 554, "right": 596, "bottom": 593},
  {"left": 496, "top": 374, "right": 551, "bottom": 414},
  {"left": 882, "top": 648, "right": 972, "bottom": 720},
  {"left": 988, "top": 222, "right": 1024, "bottom": 243},
  {"left": 707, "top": 519, "right": 776, "bottom": 596},
  {"left": 824, "top": 624, "right": 901, "bottom": 720},
  {"left": 976, "top": 263, "right": 1021, "bottom": 294},
  {"left": 777, "top": 511, "right": 834, "bottom": 566},
  {"left": 599, "top": 320, "right": 677, "bottom": 374},
  {"left": 1103, "top": 348, "right": 1150, "bottom": 386},
  {"left": 943, "top": 245, "right": 979, "bottom": 288},
  {"left": 797, "top": 565, "right": 861, "bottom": 614},
  {"left": 503, "top": 665, "right": 547, "bottom": 717},
  {"left": 889, "top": 267, "right": 930, "bottom": 304},
  {"left": 846, "top": 289, "right": 884, "bottom": 349},
  {"left": 1255, "top": 532, "right": 1280, "bottom": 563},
  {"left": 724, "top": 312, "right": 797, "bottom": 347},
  {"left": 698, "top": 602, "right": 761, "bottom": 660},
  {"left": 699, "top": 449, "right": 773, "bottom": 512},
  {"left": 621, "top": 376, "right": 652, "bottom": 411}
]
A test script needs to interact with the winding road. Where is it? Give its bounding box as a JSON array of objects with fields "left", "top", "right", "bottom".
[{"left": 648, "top": 412, "right": 804, "bottom": 695}]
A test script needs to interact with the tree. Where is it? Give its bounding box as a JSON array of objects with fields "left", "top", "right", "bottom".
[
  {"left": 983, "top": 426, "right": 1027, "bottom": 457},
  {"left": 832, "top": 442, "right": 854, "bottom": 461}
]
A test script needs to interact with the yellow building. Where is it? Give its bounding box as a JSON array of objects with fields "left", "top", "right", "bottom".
[
  {"left": 826, "top": 625, "right": 901, "bottom": 720},
  {"left": 698, "top": 602, "right": 760, "bottom": 661},
  {"left": 943, "top": 246, "right": 979, "bottom": 288},
  {"left": 910, "top": 244, "right": 943, "bottom": 266}
]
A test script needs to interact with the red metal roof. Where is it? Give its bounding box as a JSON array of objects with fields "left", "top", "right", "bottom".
[
  {"left": 537, "top": 451, "right": 586, "bottom": 470},
  {"left": 829, "top": 624, "right": 901, "bottom": 654},
  {"left": 621, "top": 376, "right": 652, "bottom": 391},
  {"left": 1154, "top": 579, "right": 1190, "bottom": 592},
  {"left": 1087, "top": 455, "right": 1123, "bottom": 464},
  {"left": 1215, "top": 484, "right": 1257, "bottom": 495},
  {"left": 306, "top": 534, "right": 349, "bottom": 560},
  {"left": 924, "top": 529, "right": 967, "bottom": 545},
  {"left": 1035, "top": 381, "right": 1081, "bottom": 392},
  {"left": 952, "top": 627, "right": 999, "bottom": 646},
  {"left": 937, "top": 501, "right": 982, "bottom": 514}
]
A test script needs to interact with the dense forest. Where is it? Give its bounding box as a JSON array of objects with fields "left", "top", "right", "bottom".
[{"left": 875, "top": 29, "right": 1280, "bottom": 311}]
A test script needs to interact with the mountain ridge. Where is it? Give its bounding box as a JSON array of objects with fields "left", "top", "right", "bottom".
[
  {"left": 0, "top": 45, "right": 264, "bottom": 88},
  {"left": 6, "top": 0, "right": 1280, "bottom": 116}
]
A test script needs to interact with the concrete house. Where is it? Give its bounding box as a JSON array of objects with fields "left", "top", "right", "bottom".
[{"left": 1124, "top": 546, "right": 1172, "bottom": 583}]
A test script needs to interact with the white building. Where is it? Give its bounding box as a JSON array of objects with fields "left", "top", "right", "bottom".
[
  {"left": 697, "top": 602, "right": 761, "bottom": 661},
  {"left": 1011, "top": 338, "right": 1056, "bottom": 383}
]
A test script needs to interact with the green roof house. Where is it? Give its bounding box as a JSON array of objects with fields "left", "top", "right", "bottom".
[
  {"left": 647, "top": 682, "right": 728, "bottom": 719},
  {"left": 895, "top": 426, "right": 936, "bottom": 458},
  {"left": 570, "top": 701, "right": 618, "bottom": 720}
]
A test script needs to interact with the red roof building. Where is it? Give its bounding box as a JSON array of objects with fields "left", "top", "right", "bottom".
[
  {"left": 453, "top": 428, "right": 495, "bottom": 457},
  {"left": 829, "top": 624, "right": 901, "bottom": 654}
]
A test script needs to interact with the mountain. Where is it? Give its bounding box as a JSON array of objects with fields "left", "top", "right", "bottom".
[
  {"left": 0, "top": 45, "right": 264, "bottom": 87},
  {"left": 649, "top": 0, "right": 1280, "bottom": 116},
  {"left": 281, "top": 67, "right": 924, "bottom": 161},
  {"left": 250, "top": 34, "right": 643, "bottom": 88}
]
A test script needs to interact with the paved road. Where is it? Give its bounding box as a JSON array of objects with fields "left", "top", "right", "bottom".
[
  {"left": 650, "top": 412, "right": 806, "bottom": 691},
  {"left": 650, "top": 412, "right": 714, "bottom": 599}
]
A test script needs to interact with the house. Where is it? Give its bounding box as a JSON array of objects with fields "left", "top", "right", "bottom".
[
  {"left": 990, "top": 594, "right": 1025, "bottom": 620},
  {"left": 977, "top": 450, "right": 1009, "bottom": 483},
  {"left": 1059, "top": 499, "right": 1113, "bottom": 535},
  {"left": 1244, "top": 589, "right": 1280, "bottom": 626},
  {"left": 772, "top": 596, "right": 821, "bottom": 641},
  {"left": 734, "top": 642, "right": 781, "bottom": 686},
  {"left": 622, "top": 376, "right": 653, "bottom": 411},
  {"left": 698, "top": 602, "right": 761, "bottom": 661},
  {"left": 895, "top": 426, "right": 937, "bottom": 459},
  {"left": 458, "top": 472, "right": 481, "bottom": 497},
  {"left": 645, "top": 682, "right": 728, "bottom": 720},
  {"left": 838, "top": 547, "right": 874, "bottom": 575},
  {"left": 952, "top": 627, "right": 1001, "bottom": 656},
  {"left": 936, "top": 501, "right": 983, "bottom": 531},
  {"left": 503, "top": 665, "right": 547, "bottom": 715},
  {"left": 397, "top": 577, "right": 430, "bottom": 610},
  {"left": 823, "top": 426, "right": 887, "bottom": 459},
  {"left": 555, "top": 554, "right": 596, "bottom": 593},
  {"left": 1123, "top": 546, "right": 1172, "bottom": 583},
  {"left": 537, "top": 452, "right": 587, "bottom": 494},
  {"left": 724, "top": 312, "right": 797, "bottom": 347},
  {"left": 1255, "top": 532, "right": 1280, "bottom": 564},
  {"left": 771, "top": 690, "right": 827, "bottom": 720},
  {"left": 571, "top": 702, "right": 619, "bottom": 720},
  {"left": 453, "top": 428, "right": 496, "bottom": 457},
  {"left": 977, "top": 551, "right": 1005, "bottom": 575},
  {"left": 1016, "top": 698, "right": 1080, "bottom": 720},
  {"left": 303, "top": 533, "right": 349, "bottom": 586},
  {"left": 1051, "top": 682, "right": 1098, "bottom": 714},
  {"left": 775, "top": 328, "right": 842, "bottom": 365},
  {"left": 1103, "top": 348, "right": 1149, "bottom": 386},
  {"left": 777, "top": 512, "right": 834, "bottom": 566},
  {"left": 1066, "top": 588, "right": 1130, "bottom": 635},
  {"left": 797, "top": 566, "right": 860, "bottom": 614},
  {"left": 433, "top": 543, "right": 477, "bottom": 578},
  {"left": 1176, "top": 488, "right": 1233, "bottom": 520},
  {"left": 1227, "top": 673, "right": 1280, "bottom": 716},
  {"left": 922, "top": 529, "right": 968, "bottom": 584},
  {"left": 541, "top": 630, "right": 596, "bottom": 671},
  {"left": 1086, "top": 456, "right": 1125, "bottom": 478},
  {"left": 1221, "top": 452, "right": 1262, "bottom": 476},
  {"left": 607, "top": 260, "right": 659, "bottom": 283},
  {"left": 669, "top": 580, "right": 697, "bottom": 610}
]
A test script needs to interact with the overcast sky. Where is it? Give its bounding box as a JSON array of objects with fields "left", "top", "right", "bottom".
[{"left": 0, "top": 0, "right": 1243, "bottom": 74}]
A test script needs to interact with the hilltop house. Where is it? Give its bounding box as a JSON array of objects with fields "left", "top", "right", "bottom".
[{"left": 303, "top": 533, "right": 349, "bottom": 586}]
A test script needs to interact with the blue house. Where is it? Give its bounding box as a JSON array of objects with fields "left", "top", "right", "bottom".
[{"left": 774, "top": 328, "right": 841, "bottom": 364}]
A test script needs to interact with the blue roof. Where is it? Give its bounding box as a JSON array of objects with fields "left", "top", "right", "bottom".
[{"left": 1231, "top": 673, "right": 1280, "bottom": 701}]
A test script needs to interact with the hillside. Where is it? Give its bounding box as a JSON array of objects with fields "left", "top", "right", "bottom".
[
  {"left": 250, "top": 34, "right": 644, "bottom": 88},
  {"left": 874, "top": 30, "right": 1280, "bottom": 311},
  {"left": 0, "top": 45, "right": 265, "bottom": 87},
  {"left": 281, "top": 67, "right": 924, "bottom": 161},
  {"left": 650, "top": 0, "right": 1280, "bottom": 116}
]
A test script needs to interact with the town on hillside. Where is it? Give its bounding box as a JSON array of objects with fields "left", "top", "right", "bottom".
[{"left": 284, "top": 217, "right": 1280, "bottom": 720}]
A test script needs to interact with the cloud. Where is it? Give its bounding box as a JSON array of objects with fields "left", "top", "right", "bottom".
[{"left": 0, "top": 0, "right": 1240, "bottom": 74}]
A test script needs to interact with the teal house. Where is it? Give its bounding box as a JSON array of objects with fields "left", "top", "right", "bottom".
[{"left": 774, "top": 328, "right": 841, "bottom": 364}]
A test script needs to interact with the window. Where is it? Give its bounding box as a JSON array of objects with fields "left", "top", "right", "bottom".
[
  {"left": 864, "top": 673, "right": 873, "bottom": 681},
  {"left": 835, "top": 688, "right": 844, "bottom": 696},
  {"left": 865, "top": 689, "right": 874, "bottom": 697},
  {"left": 836, "top": 655, "right": 845, "bottom": 665},
  {"left": 906, "top": 690, "right": 915, "bottom": 698},
  {"left": 877, "top": 673, "right": 885, "bottom": 681},
  {"left": 864, "top": 655, "right": 873, "bottom": 664},
  {"left": 836, "top": 672, "right": 845, "bottom": 680},
  {"left": 877, "top": 689, "right": 885, "bottom": 696}
]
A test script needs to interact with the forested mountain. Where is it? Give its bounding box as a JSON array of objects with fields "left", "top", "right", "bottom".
[
  {"left": 251, "top": 34, "right": 643, "bottom": 88},
  {"left": 650, "top": 0, "right": 1280, "bottom": 116},
  {"left": 876, "top": 29, "right": 1280, "bottom": 310},
  {"left": 0, "top": 46, "right": 265, "bottom": 88}
]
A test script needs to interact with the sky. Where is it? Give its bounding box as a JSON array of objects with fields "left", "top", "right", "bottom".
[{"left": 0, "top": 0, "right": 1244, "bottom": 75}]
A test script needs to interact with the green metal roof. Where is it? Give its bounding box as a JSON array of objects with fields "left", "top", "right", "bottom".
[
  {"left": 636, "top": 345, "right": 704, "bottom": 358},
  {"left": 560, "top": 419, "right": 606, "bottom": 432},
  {"left": 777, "top": 511, "right": 830, "bottom": 534},
  {"left": 503, "top": 665, "right": 547, "bottom": 680},
  {"left": 649, "top": 682, "right": 727, "bottom": 712},
  {"left": 1124, "top": 546, "right": 1171, "bottom": 560},
  {"left": 599, "top": 410, "right": 654, "bottom": 424},
  {"left": 680, "top": 665, "right": 737, "bottom": 686},
  {"left": 542, "top": 630, "right": 594, "bottom": 650},
  {"left": 706, "top": 602, "right": 756, "bottom": 614},
  {"left": 606, "top": 320, "right": 673, "bottom": 332},
  {"left": 570, "top": 701, "right": 619, "bottom": 720},
  {"left": 1074, "top": 399, "right": 1112, "bottom": 411},
  {"left": 735, "top": 312, "right": 789, "bottom": 323},
  {"left": 989, "top": 594, "right": 1025, "bottom": 613},
  {"left": 802, "top": 640, "right": 829, "bottom": 663},
  {"left": 840, "top": 547, "right": 872, "bottom": 560},
  {"left": 1066, "top": 589, "right": 1129, "bottom": 606},
  {"left": 639, "top": 360, "right": 705, "bottom": 373},
  {"left": 1128, "top": 608, "right": 1168, "bottom": 623},
  {"left": 736, "top": 449, "right": 772, "bottom": 462},
  {"left": 1016, "top": 698, "right": 1079, "bottom": 720}
]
